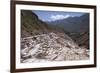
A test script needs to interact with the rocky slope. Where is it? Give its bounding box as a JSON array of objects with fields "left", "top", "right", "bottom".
[
  {"left": 21, "top": 32, "right": 89, "bottom": 63},
  {"left": 21, "top": 10, "right": 89, "bottom": 63},
  {"left": 21, "top": 10, "right": 51, "bottom": 38},
  {"left": 69, "top": 31, "right": 89, "bottom": 49}
]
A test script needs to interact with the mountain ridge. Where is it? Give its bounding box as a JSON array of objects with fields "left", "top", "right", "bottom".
[
  {"left": 21, "top": 10, "right": 51, "bottom": 38},
  {"left": 47, "top": 13, "right": 89, "bottom": 33}
]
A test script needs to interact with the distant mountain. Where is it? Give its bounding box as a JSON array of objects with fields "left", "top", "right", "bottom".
[
  {"left": 21, "top": 10, "right": 51, "bottom": 38},
  {"left": 47, "top": 13, "right": 89, "bottom": 33}
]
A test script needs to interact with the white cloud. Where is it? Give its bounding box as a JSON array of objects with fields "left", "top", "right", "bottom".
[{"left": 50, "top": 14, "right": 70, "bottom": 21}]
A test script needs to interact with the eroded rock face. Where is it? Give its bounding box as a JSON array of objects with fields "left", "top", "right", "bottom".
[{"left": 21, "top": 32, "right": 89, "bottom": 63}]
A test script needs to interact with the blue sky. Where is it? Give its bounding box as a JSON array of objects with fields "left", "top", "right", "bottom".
[{"left": 33, "top": 10, "right": 85, "bottom": 22}]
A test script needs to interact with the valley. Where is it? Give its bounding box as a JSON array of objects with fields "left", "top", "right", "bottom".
[{"left": 21, "top": 10, "right": 89, "bottom": 63}]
